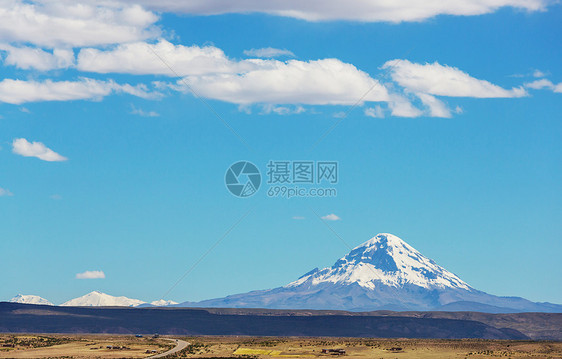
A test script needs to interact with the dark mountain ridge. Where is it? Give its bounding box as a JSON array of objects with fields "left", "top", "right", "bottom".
[{"left": 2, "top": 302, "right": 561, "bottom": 340}]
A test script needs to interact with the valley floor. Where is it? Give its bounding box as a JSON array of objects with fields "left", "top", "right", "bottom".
[
  {"left": 1, "top": 335, "right": 561, "bottom": 358},
  {"left": 0, "top": 334, "right": 173, "bottom": 358}
]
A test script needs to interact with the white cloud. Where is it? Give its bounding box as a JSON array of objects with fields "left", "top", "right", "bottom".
[
  {"left": 76, "top": 270, "right": 105, "bottom": 279},
  {"left": 321, "top": 213, "right": 341, "bottom": 221},
  {"left": 243, "top": 47, "right": 294, "bottom": 58},
  {"left": 388, "top": 94, "right": 423, "bottom": 118},
  {"left": 121, "top": 0, "right": 547, "bottom": 23},
  {"left": 292, "top": 216, "right": 305, "bottom": 220},
  {"left": 364, "top": 105, "right": 384, "bottom": 118},
  {"left": 260, "top": 104, "right": 305, "bottom": 115},
  {"left": 57, "top": 37, "right": 535, "bottom": 117},
  {"left": 131, "top": 105, "right": 159, "bottom": 117},
  {"left": 525, "top": 78, "right": 553, "bottom": 90},
  {"left": 77, "top": 39, "right": 238, "bottom": 76},
  {"left": 0, "top": 0, "right": 160, "bottom": 48},
  {"left": 78, "top": 41, "right": 389, "bottom": 106},
  {"left": 383, "top": 60, "right": 528, "bottom": 98},
  {"left": 75, "top": 40, "right": 527, "bottom": 117},
  {"left": 119, "top": 83, "right": 159, "bottom": 99},
  {"left": 533, "top": 69, "right": 545, "bottom": 78},
  {"left": 179, "top": 58, "right": 389, "bottom": 105},
  {"left": 12, "top": 138, "right": 68, "bottom": 162},
  {"left": 416, "top": 93, "right": 451, "bottom": 118},
  {"left": 0, "top": 78, "right": 157, "bottom": 104},
  {"left": 0, "top": 187, "right": 13, "bottom": 196},
  {"left": 0, "top": 45, "right": 74, "bottom": 70},
  {"left": 50, "top": 194, "right": 62, "bottom": 200},
  {"left": 525, "top": 78, "right": 562, "bottom": 93}
]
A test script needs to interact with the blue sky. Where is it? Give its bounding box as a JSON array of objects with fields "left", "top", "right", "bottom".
[{"left": 0, "top": 0, "right": 561, "bottom": 305}]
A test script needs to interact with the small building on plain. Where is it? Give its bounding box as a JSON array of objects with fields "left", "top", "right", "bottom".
[{"left": 321, "top": 348, "right": 346, "bottom": 355}]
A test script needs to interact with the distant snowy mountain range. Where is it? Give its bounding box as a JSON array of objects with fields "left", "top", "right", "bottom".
[
  {"left": 5, "top": 233, "right": 562, "bottom": 313},
  {"left": 8, "top": 291, "right": 177, "bottom": 307}
]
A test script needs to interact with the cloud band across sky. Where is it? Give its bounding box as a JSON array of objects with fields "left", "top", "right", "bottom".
[
  {"left": 0, "top": 1, "right": 558, "bottom": 118},
  {"left": 119, "top": 0, "right": 548, "bottom": 22},
  {"left": 0, "top": 78, "right": 158, "bottom": 104}
]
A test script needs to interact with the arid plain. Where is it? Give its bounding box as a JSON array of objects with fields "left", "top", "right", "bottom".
[{"left": 1, "top": 335, "right": 562, "bottom": 359}]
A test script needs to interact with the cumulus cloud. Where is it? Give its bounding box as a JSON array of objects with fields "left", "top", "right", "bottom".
[
  {"left": 364, "top": 105, "right": 384, "bottom": 118},
  {"left": 0, "top": 187, "right": 13, "bottom": 196},
  {"left": 0, "top": 30, "right": 533, "bottom": 118},
  {"left": 77, "top": 39, "right": 241, "bottom": 76},
  {"left": 120, "top": 0, "right": 547, "bottom": 23},
  {"left": 525, "top": 79, "right": 562, "bottom": 93},
  {"left": 74, "top": 40, "right": 528, "bottom": 116},
  {"left": 243, "top": 47, "right": 294, "bottom": 58},
  {"left": 321, "top": 213, "right": 341, "bottom": 221},
  {"left": 0, "top": 45, "right": 74, "bottom": 70},
  {"left": 12, "top": 138, "right": 68, "bottom": 162},
  {"left": 0, "top": 0, "right": 160, "bottom": 48},
  {"left": 130, "top": 105, "right": 159, "bottom": 117},
  {"left": 388, "top": 94, "right": 423, "bottom": 118},
  {"left": 178, "top": 58, "right": 389, "bottom": 105},
  {"left": 525, "top": 78, "right": 553, "bottom": 90},
  {"left": 381, "top": 60, "right": 534, "bottom": 117},
  {"left": 0, "top": 78, "right": 157, "bottom": 104},
  {"left": 77, "top": 41, "right": 390, "bottom": 106},
  {"left": 416, "top": 93, "right": 452, "bottom": 118},
  {"left": 383, "top": 60, "right": 528, "bottom": 98},
  {"left": 260, "top": 104, "right": 305, "bottom": 115},
  {"left": 76, "top": 270, "right": 105, "bottom": 279}
]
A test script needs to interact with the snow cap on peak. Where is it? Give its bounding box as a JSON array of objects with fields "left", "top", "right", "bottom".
[
  {"left": 61, "top": 291, "right": 145, "bottom": 307},
  {"left": 151, "top": 299, "right": 179, "bottom": 306},
  {"left": 357, "top": 233, "right": 411, "bottom": 249},
  {"left": 341, "top": 233, "right": 422, "bottom": 271},
  {"left": 288, "top": 232, "right": 471, "bottom": 291},
  {"left": 9, "top": 294, "right": 54, "bottom": 306}
]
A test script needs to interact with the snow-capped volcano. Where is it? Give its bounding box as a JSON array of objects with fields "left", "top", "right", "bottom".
[
  {"left": 181, "top": 233, "right": 562, "bottom": 313},
  {"left": 288, "top": 233, "right": 470, "bottom": 291},
  {"left": 61, "top": 291, "right": 145, "bottom": 307},
  {"left": 9, "top": 294, "right": 53, "bottom": 306}
]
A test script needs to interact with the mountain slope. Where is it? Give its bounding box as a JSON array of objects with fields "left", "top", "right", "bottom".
[
  {"left": 61, "top": 291, "right": 145, "bottom": 307},
  {"left": 9, "top": 294, "right": 53, "bottom": 306},
  {"left": 287, "top": 233, "right": 470, "bottom": 291},
  {"left": 180, "top": 233, "right": 562, "bottom": 313}
]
